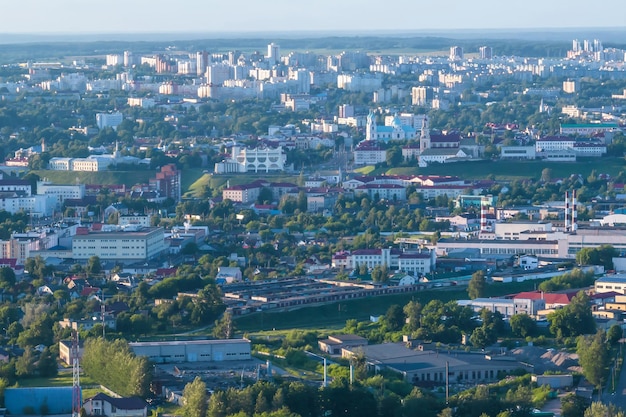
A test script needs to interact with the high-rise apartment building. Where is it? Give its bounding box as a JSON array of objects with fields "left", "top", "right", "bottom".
[
  {"left": 479, "top": 46, "right": 493, "bottom": 60},
  {"left": 449, "top": 46, "right": 463, "bottom": 61},
  {"left": 267, "top": 43, "right": 281, "bottom": 65}
]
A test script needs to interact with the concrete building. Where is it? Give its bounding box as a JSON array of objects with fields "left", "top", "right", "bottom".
[
  {"left": 563, "top": 79, "right": 579, "bottom": 93},
  {"left": 595, "top": 276, "right": 626, "bottom": 294},
  {"left": 0, "top": 179, "right": 32, "bottom": 195},
  {"left": 353, "top": 141, "right": 387, "bottom": 166},
  {"left": 479, "top": 46, "right": 493, "bottom": 60},
  {"left": 214, "top": 146, "right": 287, "bottom": 174},
  {"left": 59, "top": 339, "right": 84, "bottom": 366},
  {"left": 332, "top": 248, "right": 435, "bottom": 275},
  {"left": 119, "top": 215, "right": 151, "bottom": 228},
  {"left": 411, "top": 86, "right": 433, "bottom": 106},
  {"left": 96, "top": 112, "right": 123, "bottom": 130},
  {"left": 37, "top": 181, "right": 85, "bottom": 206},
  {"left": 560, "top": 123, "right": 620, "bottom": 135},
  {"left": 449, "top": 46, "right": 464, "bottom": 61},
  {"left": 460, "top": 297, "right": 546, "bottom": 318},
  {"left": 343, "top": 343, "right": 528, "bottom": 384},
  {"left": 318, "top": 334, "right": 368, "bottom": 355},
  {"left": 129, "top": 338, "right": 251, "bottom": 363},
  {"left": 72, "top": 226, "right": 165, "bottom": 260}
]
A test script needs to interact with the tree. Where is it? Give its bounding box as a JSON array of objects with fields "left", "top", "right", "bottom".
[
  {"left": 182, "top": 377, "right": 208, "bottom": 417},
  {"left": 577, "top": 330, "right": 610, "bottom": 391},
  {"left": 608, "top": 324, "right": 623, "bottom": 345},
  {"left": 541, "top": 168, "right": 552, "bottom": 182},
  {"left": 15, "top": 348, "right": 36, "bottom": 377},
  {"left": 37, "top": 347, "right": 58, "bottom": 377},
  {"left": 470, "top": 326, "right": 495, "bottom": 349},
  {"left": 383, "top": 304, "right": 405, "bottom": 332},
  {"left": 0, "top": 268, "right": 16, "bottom": 291},
  {"left": 576, "top": 245, "right": 618, "bottom": 270},
  {"left": 561, "top": 393, "right": 588, "bottom": 417},
  {"left": 548, "top": 291, "right": 595, "bottom": 338},
  {"left": 468, "top": 270, "right": 487, "bottom": 299},
  {"left": 403, "top": 301, "right": 422, "bottom": 333},
  {"left": 509, "top": 314, "right": 537, "bottom": 338},
  {"left": 86, "top": 256, "right": 102, "bottom": 276},
  {"left": 584, "top": 402, "right": 626, "bottom": 417},
  {"left": 213, "top": 311, "right": 234, "bottom": 339}
]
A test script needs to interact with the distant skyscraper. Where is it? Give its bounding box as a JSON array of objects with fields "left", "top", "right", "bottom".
[
  {"left": 479, "top": 46, "right": 493, "bottom": 60},
  {"left": 338, "top": 104, "right": 354, "bottom": 118},
  {"left": 593, "top": 39, "right": 603, "bottom": 53},
  {"left": 572, "top": 39, "right": 581, "bottom": 52},
  {"left": 123, "top": 51, "right": 133, "bottom": 67},
  {"left": 411, "top": 86, "right": 433, "bottom": 106},
  {"left": 267, "top": 43, "right": 281, "bottom": 65},
  {"left": 449, "top": 46, "right": 463, "bottom": 61},
  {"left": 196, "top": 51, "right": 209, "bottom": 76}
]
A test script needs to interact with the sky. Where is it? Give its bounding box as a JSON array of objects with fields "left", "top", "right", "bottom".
[{"left": 2, "top": 0, "right": 626, "bottom": 34}]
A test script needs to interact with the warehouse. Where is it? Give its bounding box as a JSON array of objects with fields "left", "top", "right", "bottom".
[{"left": 129, "top": 338, "right": 251, "bottom": 363}]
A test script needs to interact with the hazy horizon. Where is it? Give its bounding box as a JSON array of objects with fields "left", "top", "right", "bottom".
[{"left": 2, "top": 0, "right": 625, "bottom": 35}]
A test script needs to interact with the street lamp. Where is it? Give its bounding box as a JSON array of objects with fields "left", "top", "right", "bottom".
[{"left": 305, "top": 351, "right": 328, "bottom": 387}]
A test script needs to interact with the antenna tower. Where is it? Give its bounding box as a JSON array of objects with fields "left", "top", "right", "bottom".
[{"left": 72, "top": 330, "right": 81, "bottom": 417}]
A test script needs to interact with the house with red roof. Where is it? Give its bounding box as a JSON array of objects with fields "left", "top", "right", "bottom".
[{"left": 513, "top": 290, "right": 578, "bottom": 309}]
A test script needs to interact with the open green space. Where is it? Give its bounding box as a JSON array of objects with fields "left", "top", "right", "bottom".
[
  {"left": 15, "top": 373, "right": 96, "bottom": 388},
  {"left": 185, "top": 173, "right": 302, "bottom": 198},
  {"left": 365, "top": 158, "right": 626, "bottom": 180},
  {"left": 32, "top": 170, "right": 155, "bottom": 187},
  {"left": 234, "top": 280, "right": 543, "bottom": 332}
]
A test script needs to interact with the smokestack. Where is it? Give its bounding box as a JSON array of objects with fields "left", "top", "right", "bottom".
[
  {"left": 572, "top": 189, "right": 578, "bottom": 231},
  {"left": 480, "top": 197, "right": 488, "bottom": 232},
  {"left": 564, "top": 191, "right": 569, "bottom": 232}
]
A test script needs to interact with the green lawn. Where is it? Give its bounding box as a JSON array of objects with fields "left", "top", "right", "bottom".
[
  {"left": 234, "top": 280, "right": 544, "bottom": 332},
  {"left": 363, "top": 158, "right": 626, "bottom": 181},
  {"left": 15, "top": 373, "right": 96, "bottom": 388},
  {"left": 32, "top": 170, "right": 155, "bottom": 187}
]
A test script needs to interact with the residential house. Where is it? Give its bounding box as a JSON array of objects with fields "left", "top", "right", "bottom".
[{"left": 83, "top": 393, "right": 147, "bottom": 417}]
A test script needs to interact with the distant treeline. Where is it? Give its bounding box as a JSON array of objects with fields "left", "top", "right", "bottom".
[{"left": 1, "top": 36, "right": 625, "bottom": 63}]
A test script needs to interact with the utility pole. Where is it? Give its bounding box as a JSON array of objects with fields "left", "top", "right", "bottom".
[{"left": 445, "top": 361, "right": 449, "bottom": 405}]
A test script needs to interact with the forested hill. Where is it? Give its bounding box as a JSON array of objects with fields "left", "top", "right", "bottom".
[{"left": 2, "top": 35, "right": 625, "bottom": 63}]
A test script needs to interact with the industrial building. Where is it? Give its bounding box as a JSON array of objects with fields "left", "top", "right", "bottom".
[
  {"left": 342, "top": 343, "right": 528, "bottom": 385},
  {"left": 71, "top": 226, "right": 166, "bottom": 260},
  {"left": 129, "top": 338, "right": 251, "bottom": 363}
]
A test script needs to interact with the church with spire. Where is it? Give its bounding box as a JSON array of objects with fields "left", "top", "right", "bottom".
[{"left": 365, "top": 111, "right": 417, "bottom": 143}]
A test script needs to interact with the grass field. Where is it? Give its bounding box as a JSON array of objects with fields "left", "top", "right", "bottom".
[
  {"left": 15, "top": 373, "right": 96, "bottom": 388},
  {"left": 185, "top": 173, "right": 304, "bottom": 198},
  {"left": 368, "top": 158, "right": 626, "bottom": 181},
  {"left": 234, "top": 280, "right": 543, "bottom": 332},
  {"left": 33, "top": 170, "right": 155, "bottom": 187}
]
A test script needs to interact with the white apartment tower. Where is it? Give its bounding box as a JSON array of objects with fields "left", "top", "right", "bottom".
[
  {"left": 479, "top": 46, "right": 493, "bottom": 60},
  {"left": 449, "top": 46, "right": 463, "bottom": 61},
  {"left": 412, "top": 86, "right": 432, "bottom": 106},
  {"left": 196, "top": 51, "right": 209, "bottom": 76},
  {"left": 267, "top": 43, "right": 281, "bottom": 65}
]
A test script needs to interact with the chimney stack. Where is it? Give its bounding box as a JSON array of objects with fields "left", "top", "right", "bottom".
[
  {"left": 480, "top": 197, "right": 488, "bottom": 232},
  {"left": 572, "top": 189, "right": 578, "bottom": 231},
  {"left": 564, "top": 191, "right": 569, "bottom": 232}
]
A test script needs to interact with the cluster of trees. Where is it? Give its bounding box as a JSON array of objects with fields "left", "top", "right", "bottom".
[
  {"left": 576, "top": 245, "right": 618, "bottom": 270},
  {"left": 179, "top": 372, "right": 570, "bottom": 417},
  {"left": 81, "top": 338, "right": 152, "bottom": 397},
  {"left": 538, "top": 269, "right": 595, "bottom": 292},
  {"left": 546, "top": 291, "right": 596, "bottom": 339}
]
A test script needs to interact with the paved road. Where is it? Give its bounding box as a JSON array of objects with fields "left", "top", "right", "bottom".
[{"left": 603, "top": 365, "right": 626, "bottom": 409}]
